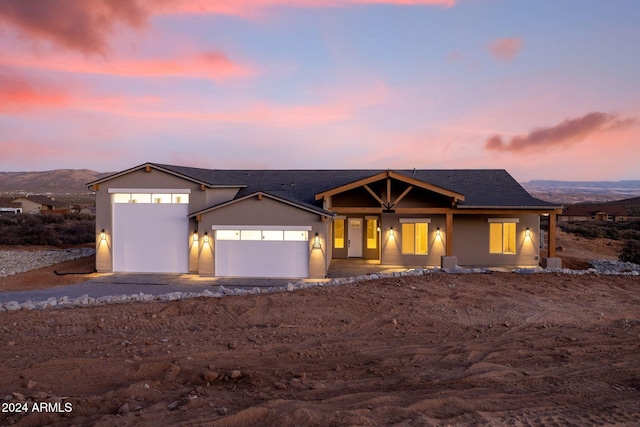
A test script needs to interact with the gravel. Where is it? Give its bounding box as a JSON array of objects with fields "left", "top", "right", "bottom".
[
  {"left": 0, "top": 248, "right": 638, "bottom": 312},
  {"left": 0, "top": 248, "right": 95, "bottom": 278}
]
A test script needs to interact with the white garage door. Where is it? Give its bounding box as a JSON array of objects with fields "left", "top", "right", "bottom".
[
  {"left": 112, "top": 191, "right": 189, "bottom": 273},
  {"left": 214, "top": 227, "right": 310, "bottom": 278}
]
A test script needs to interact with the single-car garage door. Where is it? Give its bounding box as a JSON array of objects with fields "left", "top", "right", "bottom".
[
  {"left": 111, "top": 191, "right": 189, "bottom": 273},
  {"left": 214, "top": 226, "right": 310, "bottom": 278}
]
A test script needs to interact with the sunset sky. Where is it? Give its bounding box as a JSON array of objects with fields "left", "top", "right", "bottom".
[{"left": 1, "top": 0, "right": 638, "bottom": 181}]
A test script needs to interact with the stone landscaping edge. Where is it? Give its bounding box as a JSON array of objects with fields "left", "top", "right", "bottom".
[{"left": 0, "top": 254, "right": 638, "bottom": 312}]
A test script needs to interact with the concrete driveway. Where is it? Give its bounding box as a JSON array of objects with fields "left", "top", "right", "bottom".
[{"left": 0, "top": 259, "right": 413, "bottom": 305}]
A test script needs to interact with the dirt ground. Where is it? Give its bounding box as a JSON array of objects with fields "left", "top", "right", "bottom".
[{"left": 1, "top": 235, "right": 639, "bottom": 426}]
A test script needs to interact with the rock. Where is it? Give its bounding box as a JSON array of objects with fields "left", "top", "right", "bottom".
[
  {"left": 227, "top": 341, "right": 237, "bottom": 350},
  {"left": 26, "top": 379, "right": 37, "bottom": 389},
  {"left": 202, "top": 370, "right": 219, "bottom": 382},
  {"left": 118, "top": 403, "right": 130, "bottom": 414},
  {"left": 230, "top": 370, "right": 242, "bottom": 379}
]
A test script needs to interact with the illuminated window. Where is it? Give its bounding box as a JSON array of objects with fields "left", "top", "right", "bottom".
[
  {"left": 489, "top": 222, "right": 517, "bottom": 254},
  {"left": 152, "top": 193, "right": 171, "bottom": 203},
  {"left": 366, "top": 219, "right": 377, "bottom": 249},
  {"left": 262, "top": 230, "right": 284, "bottom": 241},
  {"left": 240, "top": 230, "right": 262, "bottom": 240},
  {"left": 217, "top": 230, "right": 240, "bottom": 240},
  {"left": 334, "top": 219, "right": 345, "bottom": 249},
  {"left": 401, "top": 222, "right": 428, "bottom": 254},
  {"left": 284, "top": 230, "right": 308, "bottom": 241},
  {"left": 112, "top": 192, "right": 189, "bottom": 204}
]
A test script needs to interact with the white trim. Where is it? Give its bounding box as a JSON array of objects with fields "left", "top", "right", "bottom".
[
  {"left": 487, "top": 218, "right": 520, "bottom": 223},
  {"left": 211, "top": 225, "right": 312, "bottom": 231},
  {"left": 108, "top": 188, "right": 192, "bottom": 193},
  {"left": 399, "top": 218, "right": 432, "bottom": 223}
]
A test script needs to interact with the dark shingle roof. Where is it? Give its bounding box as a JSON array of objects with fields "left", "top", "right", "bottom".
[{"left": 153, "top": 163, "right": 558, "bottom": 209}]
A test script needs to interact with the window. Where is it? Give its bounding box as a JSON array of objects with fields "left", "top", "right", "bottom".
[
  {"left": 366, "top": 219, "right": 377, "bottom": 249},
  {"left": 489, "top": 222, "right": 517, "bottom": 254},
  {"left": 216, "top": 229, "right": 308, "bottom": 241},
  {"left": 401, "top": 222, "right": 429, "bottom": 254},
  {"left": 112, "top": 192, "right": 189, "bottom": 204},
  {"left": 334, "top": 219, "right": 345, "bottom": 249}
]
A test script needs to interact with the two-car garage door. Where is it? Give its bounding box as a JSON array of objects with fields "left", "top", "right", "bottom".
[{"left": 214, "top": 227, "right": 310, "bottom": 278}]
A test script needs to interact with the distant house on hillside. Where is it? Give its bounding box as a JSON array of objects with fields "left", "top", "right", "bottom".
[
  {"left": 559, "top": 203, "right": 628, "bottom": 222},
  {"left": 0, "top": 197, "right": 22, "bottom": 215},
  {"left": 9, "top": 195, "right": 68, "bottom": 214}
]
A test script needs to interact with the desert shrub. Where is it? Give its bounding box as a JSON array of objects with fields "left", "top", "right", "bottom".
[
  {"left": 0, "top": 213, "right": 95, "bottom": 246},
  {"left": 619, "top": 239, "right": 640, "bottom": 264}
]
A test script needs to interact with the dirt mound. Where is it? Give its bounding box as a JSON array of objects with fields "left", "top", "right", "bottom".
[{"left": 2, "top": 272, "right": 640, "bottom": 426}]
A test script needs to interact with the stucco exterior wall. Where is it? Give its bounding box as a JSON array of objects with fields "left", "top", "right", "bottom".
[
  {"left": 197, "top": 195, "right": 329, "bottom": 278},
  {"left": 452, "top": 214, "right": 540, "bottom": 267},
  {"left": 380, "top": 213, "right": 447, "bottom": 267}
]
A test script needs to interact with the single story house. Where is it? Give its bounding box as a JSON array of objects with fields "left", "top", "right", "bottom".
[
  {"left": 559, "top": 203, "right": 628, "bottom": 222},
  {"left": 88, "top": 163, "right": 563, "bottom": 278},
  {"left": 8, "top": 195, "right": 67, "bottom": 214}
]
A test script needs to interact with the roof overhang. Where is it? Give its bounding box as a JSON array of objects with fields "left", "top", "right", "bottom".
[
  {"left": 86, "top": 162, "right": 247, "bottom": 191},
  {"left": 189, "top": 191, "right": 335, "bottom": 219},
  {"left": 315, "top": 170, "right": 465, "bottom": 203}
]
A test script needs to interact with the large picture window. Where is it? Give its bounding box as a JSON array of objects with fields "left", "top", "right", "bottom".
[
  {"left": 489, "top": 222, "right": 517, "bottom": 254},
  {"left": 401, "top": 222, "right": 429, "bottom": 254}
]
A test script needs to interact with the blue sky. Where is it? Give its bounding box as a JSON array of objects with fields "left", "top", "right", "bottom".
[{"left": 0, "top": 0, "right": 638, "bottom": 181}]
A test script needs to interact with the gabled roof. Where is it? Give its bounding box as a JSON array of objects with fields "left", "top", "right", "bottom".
[
  {"left": 189, "top": 191, "right": 334, "bottom": 218},
  {"left": 89, "top": 163, "right": 560, "bottom": 210}
]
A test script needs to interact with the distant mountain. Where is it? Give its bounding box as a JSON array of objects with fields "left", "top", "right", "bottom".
[
  {"left": 0, "top": 169, "right": 112, "bottom": 194},
  {"left": 522, "top": 180, "right": 640, "bottom": 205}
]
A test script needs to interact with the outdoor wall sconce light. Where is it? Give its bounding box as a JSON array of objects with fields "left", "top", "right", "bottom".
[
  {"left": 100, "top": 229, "right": 106, "bottom": 241},
  {"left": 203, "top": 232, "right": 209, "bottom": 243},
  {"left": 193, "top": 230, "right": 198, "bottom": 242},
  {"left": 389, "top": 227, "right": 394, "bottom": 238},
  {"left": 313, "top": 232, "right": 322, "bottom": 249},
  {"left": 436, "top": 228, "right": 441, "bottom": 238},
  {"left": 525, "top": 228, "right": 531, "bottom": 237}
]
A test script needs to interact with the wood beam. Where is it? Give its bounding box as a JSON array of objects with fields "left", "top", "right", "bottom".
[
  {"left": 548, "top": 212, "right": 557, "bottom": 258},
  {"left": 446, "top": 212, "right": 453, "bottom": 257},
  {"left": 315, "top": 171, "right": 390, "bottom": 200},
  {"left": 386, "top": 178, "right": 391, "bottom": 205},
  {"left": 364, "top": 184, "right": 385, "bottom": 206},
  {"left": 330, "top": 207, "right": 383, "bottom": 214},
  {"left": 391, "top": 185, "right": 413, "bottom": 207}
]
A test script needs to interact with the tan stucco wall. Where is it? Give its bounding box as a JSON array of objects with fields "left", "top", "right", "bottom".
[
  {"left": 377, "top": 213, "right": 540, "bottom": 268},
  {"left": 380, "top": 213, "right": 447, "bottom": 267},
  {"left": 451, "top": 214, "right": 540, "bottom": 267},
  {"left": 197, "top": 195, "right": 329, "bottom": 278}
]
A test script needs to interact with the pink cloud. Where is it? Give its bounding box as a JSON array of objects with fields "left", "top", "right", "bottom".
[
  {"left": 2, "top": 51, "right": 255, "bottom": 81},
  {"left": 0, "top": 70, "right": 70, "bottom": 112},
  {"left": 0, "top": 0, "right": 147, "bottom": 54},
  {"left": 160, "top": 0, "right": 455, "bottom": 17},
  {"left": 485, "top": 112, "right": 636, "bottom": 153},
  {"left": 489, "top": 37, "right": 522, "bottom": 61}
]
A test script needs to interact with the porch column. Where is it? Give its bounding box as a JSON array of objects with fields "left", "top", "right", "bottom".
[
  {"left": 441, "top": 212, "right": 457, "bottom": 269},
  {"left": 548, "top": 211, "right": 556, "bottom": 258},
  {"left": 446, "top": 212, "right": 453, "bottom": 257},
  {"left": 541, "top": 210, "right": 562, "bottom": 269}
]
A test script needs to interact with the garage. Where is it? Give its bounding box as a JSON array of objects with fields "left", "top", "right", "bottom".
[
  {"left": 111, "top": 191, "right": 189, "bottom": 273},
  {"left": 214, "top": 226, "right": 310, "bottom": 278}
]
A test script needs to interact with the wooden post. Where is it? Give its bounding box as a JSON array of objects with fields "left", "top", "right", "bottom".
[
  {"left": 548, "top": 212, "right": 557, "bottom": 258},
  {"left": 446, "top": 212, "right": 453, "bottom": 257}
]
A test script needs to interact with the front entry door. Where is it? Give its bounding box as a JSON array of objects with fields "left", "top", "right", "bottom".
[{"left": 348, "top": 218, "right": 363, "bottom": 257}]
